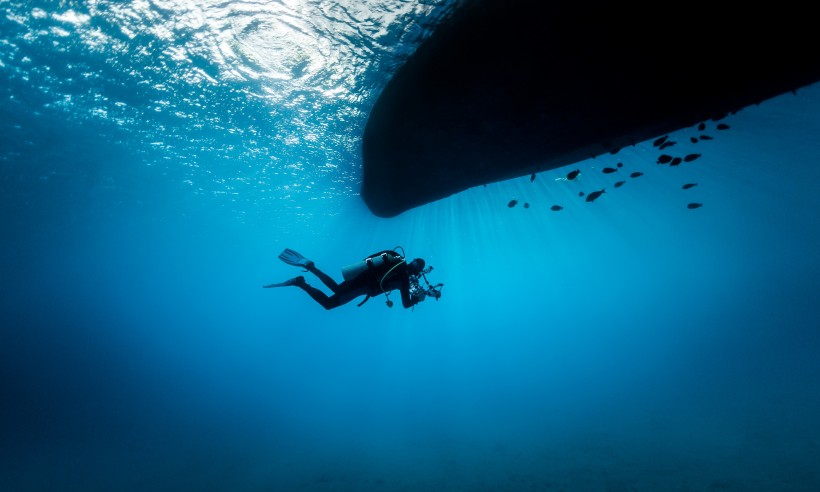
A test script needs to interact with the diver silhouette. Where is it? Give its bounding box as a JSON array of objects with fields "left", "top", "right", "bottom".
[{"left": 264, "top": 247, "right": 443, "bottom": 310}]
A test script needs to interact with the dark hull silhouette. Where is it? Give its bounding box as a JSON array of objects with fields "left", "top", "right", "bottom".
[{"left": 361, "top": 0, "right": 820, "bottom": 217}]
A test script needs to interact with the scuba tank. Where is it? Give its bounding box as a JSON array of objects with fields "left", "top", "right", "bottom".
[
  {"left": 341, "top": 247, "right": 407, "bottom": 307},
  {"left": 341, "top": 249, "right": 404, "bottom": 281}
]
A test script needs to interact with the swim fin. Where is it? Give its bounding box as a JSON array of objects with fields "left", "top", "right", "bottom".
[
  {"left": 263, "top": 276, "right": 305, "bottom": 288},
  {"left": 278, "top": 248, "right": 314, "bottom": 270}
]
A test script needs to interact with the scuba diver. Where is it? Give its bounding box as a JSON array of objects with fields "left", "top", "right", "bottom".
[{"left": 264, "top": 247, "right": 443, "bottom": 310}]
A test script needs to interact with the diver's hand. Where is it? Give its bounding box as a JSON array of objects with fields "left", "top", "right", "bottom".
[{"left": 426, "top": 287, "right": 441, "bottom": 300}]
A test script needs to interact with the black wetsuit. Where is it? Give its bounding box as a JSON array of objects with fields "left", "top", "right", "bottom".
[{"left": 297, "top": 261, "right": 421, "bottom": 310}]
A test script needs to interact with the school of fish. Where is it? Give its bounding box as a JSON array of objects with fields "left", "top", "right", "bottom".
[{"left": 507, "top": 115, "right": 736, "bottom": 213}]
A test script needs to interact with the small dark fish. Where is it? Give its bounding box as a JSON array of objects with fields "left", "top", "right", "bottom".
[
  {"left": 614, "top": 180, "right": 626, "bottom": 188},
  {"left": 602, "top": 167, "right": 618, "bottom": 174},
  {"left": 699, "top": 134, "right": 713, "bottom": 141},
  {"left": 682, "top": 183, "right": 698, "bottom": 189},
  {"left": 657, "top": 154, "right": 673, "bottom": 164},
  {"left": 523, "top": 202, "right": 530, "bottom": 209},
  {"left": 670, "top": 157, "right": 682, "bottom": 166},
  {"left": 550, "top": 205, "right": 563, "bottom": 211},
  {"left": 690, "top": 137, "right": 698, "bottom": 144},
  {"left": 508, "top": 199, "right": 518, "bottom": 208},
  {"left": 530, "top": 173, "right": 536, "bottom": 182},
  {"left": 616, "top": 162, "right": 623, "bottom": 168},
  {"left": 659, "top": 141, "right": 676, "bottom": 150},
  {"left": 630, "top": 171, "right": 643, "bottom": 178},
  {"left": 578, "top": 191, "right": 585, "bottom": 197},
  {"left": 585, "top": 188, "right": 606, "bottom": 203},
  {"left": 687, "top": 202, "right": 703, "bottom": 209},
  {"left": 684, "top": 153, "right": 701, "bottom": 162},
  {"left": 653, "top": 135, "right": 668, "bottom": 147},
  {"left": 717, "top": 123, "right": 730, "bottom": 130},
  {"left": 567, "top": 169, "right": 580, "bottom": 180},
  {"left": 698, "top": 122, "right": 706, "bottom": 131}
]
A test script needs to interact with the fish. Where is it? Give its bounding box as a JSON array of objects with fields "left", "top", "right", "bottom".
[
  {"left": 602, "top": 167, "right": 618, "bottom": 174},
  {"left": 687, "top": 202, "right": 703, "bottom": 209},
  {"left": 508, "top": 199, "right": 518, "bottom": 208},
  {"left": 659, "top": 141, "right": 676, "bottom": 150},
  {"left": 616, "top": 162, "right": 623, "bottom": 168},
  {"left": 578, "top": 191, "right": 585, "bottom": 197},
  {"left": 684, "top": 153, "right": 701, "bottom": 162},
  {"left": 717, "top": 123, "right": 730, "bottom": 130},
  {"left": 657, "top": 154, "right": 673, "bottom": 164},
  {"left": 682, "top": 183, "right": 698, "bottom": 189},
  {"left": 550, "top": 205, "right": 563, "bottom": 211},
  {"left": 530, "top": 173, "right": 536, "bottom": 182},
  {"left": 524, "top": 202, "right": 530, "bottom": 209},
  {"left": 630, "top": 171, "right": 643, "bottom": 178},
  {"left": 585, "top": 188, "right": 606, "bottom": 202},
  {"left": 698, "top": 122, "right": 706, "bottom": 131},
  {"left": 690, "top": 137, "right": 698, "bottom": 144},
  {"left": 699, "top": 135, "right": 713, "bottom": 140},
  {"left": 567, "top": 169, "right": 581, "bottom": 180},
  {"left": 670, "top": 157, "right": 682, "bottom": 166},
  {"left": 653, "top": 135, "right": 668, "bottom": 147},
  {"left": 614, "top": 180, "right": 626, "bottom": 188}
]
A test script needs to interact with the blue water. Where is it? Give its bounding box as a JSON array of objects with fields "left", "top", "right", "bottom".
[{"left": 2, "top": 2, "right": 819, "bottom": 491}]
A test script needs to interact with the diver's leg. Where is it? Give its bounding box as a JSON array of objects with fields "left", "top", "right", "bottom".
[
  {"left": 299, "top": 280, "right": 368, "bottom": 310},
  {"left": 305, "top": 264, "right": 341, "bottom": 292},
  {"left": 296, "top": 282, "right": 342, "bottom": 310}
]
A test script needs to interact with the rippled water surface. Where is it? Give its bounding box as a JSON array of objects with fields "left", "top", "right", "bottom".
[{"left": 1, "top": 0, "right": 458, "bottom": 219}]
